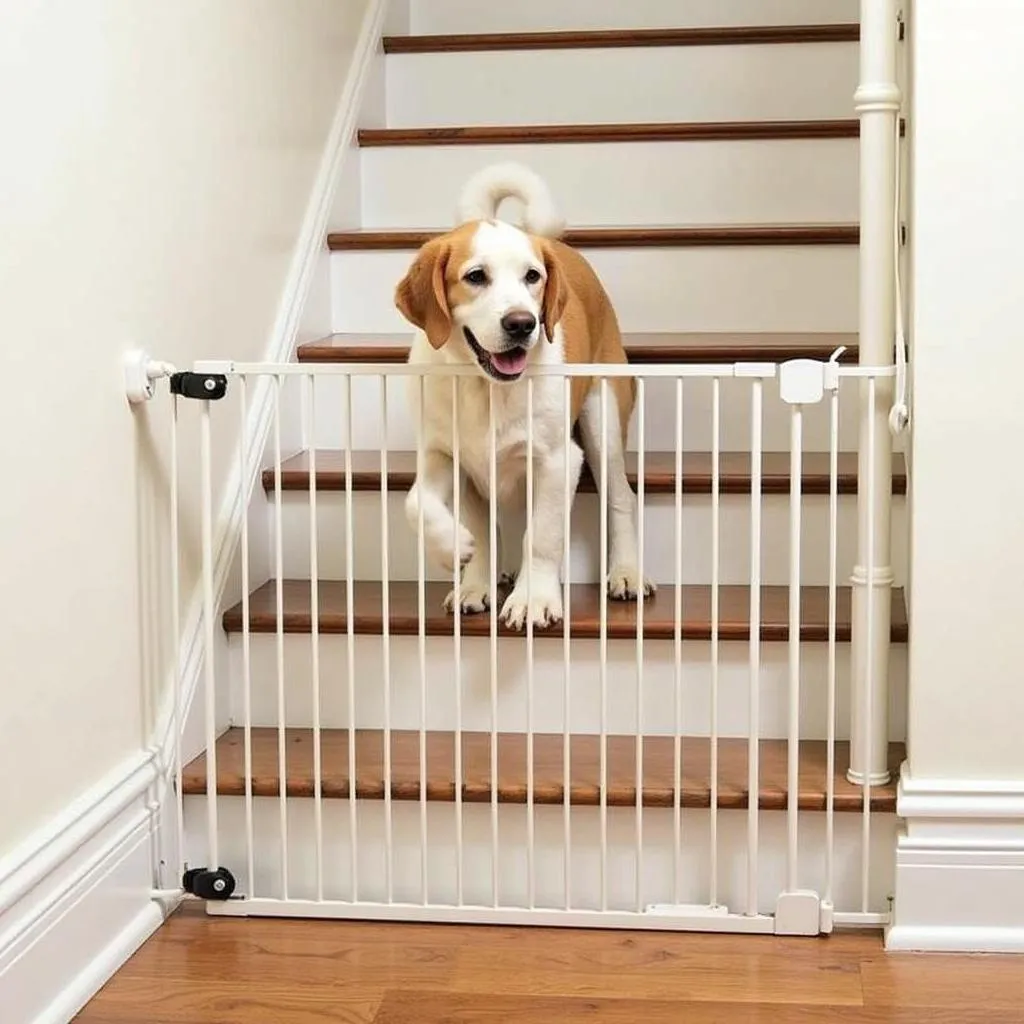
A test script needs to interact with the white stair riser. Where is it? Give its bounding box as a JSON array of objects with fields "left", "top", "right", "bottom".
[
  {"left": 330, "top": 248, "right": 859, "bottom": 334},
  {"left": 409, "top": 0, "right": 860, "bottom": 34},
  {"left": 385, "top": 47, "right": 858, "bottom": 128},
  {"left": 266, "top": 491, "right": 908, "bottom": 586},
  {"left": 305, "top": 373, "right": 863, "bottom": 453},
  {"left": 185, "top": 799, "right": 896, "bottom": 915},
  {"left": 226, "top": 634, "right": 908, "bottom": 742},
  {"left": 361, "top": 140, "right": 858, "bottom": 227}
]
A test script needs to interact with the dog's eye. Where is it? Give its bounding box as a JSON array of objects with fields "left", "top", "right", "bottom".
[
  {"left": 524, "top": 268, "right": 542, "bottom": 285},
  {"left": 464, "top": 268, "right": 488, "bottom": 286}
]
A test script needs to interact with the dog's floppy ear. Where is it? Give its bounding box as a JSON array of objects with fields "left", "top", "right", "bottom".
[
  {"left": 538, "top": 240, "right": 568, "bottom": 343},
  {"left": 395, "top": 237, "right": 453, "bottom": 349}
]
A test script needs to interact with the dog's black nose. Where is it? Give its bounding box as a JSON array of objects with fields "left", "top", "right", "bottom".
[{"left": 501, "top": 311, "right": 537, "bottom": 339}]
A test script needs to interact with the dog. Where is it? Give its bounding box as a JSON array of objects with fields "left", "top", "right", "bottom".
[{"left": 395, "top": 162, "right": 653, "bottom": 631}]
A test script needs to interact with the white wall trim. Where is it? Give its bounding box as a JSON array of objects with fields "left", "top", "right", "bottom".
[
  {"left": 0, "top": 752, "right": 170, "bottom": 1022},
  {"left": 887, "top": 763, "right": 1024, "bottom": 951},
  {"left": 0, "top": 4, "right": 387, "bottom": 1017},
  {"left": 152, "top": 0, "right": 388, "bottom": 820}
]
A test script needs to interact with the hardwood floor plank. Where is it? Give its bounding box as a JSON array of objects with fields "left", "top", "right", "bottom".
[
  {"left": 860, "top": 955, "right": 1024, "bottom": 1008},
  {"left": 373, "top": 991, "right": 1013, "bottom": 1023}
]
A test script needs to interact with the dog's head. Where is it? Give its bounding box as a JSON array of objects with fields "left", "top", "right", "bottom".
[{"left": 395, "top": 220, "right": 567, "bottom": 383}]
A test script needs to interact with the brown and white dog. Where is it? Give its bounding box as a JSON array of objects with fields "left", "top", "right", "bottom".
[{"left": 395, "top": 162, "right": 653, "bottom": 630}]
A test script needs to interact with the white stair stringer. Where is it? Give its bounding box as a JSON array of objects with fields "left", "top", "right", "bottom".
[
  {"left": 330, "top": 247, "right": 859, "bottom": 335},
  {"left": 308, "top": 370, "right": 865, "bottom": 454},
  {"left": 183, "top": 797, "right": 897, "bottom": 919},
  {"left": 360, "top": 140, "right": 860, "bottom": 230},
  {"left": 408, "top": 0, "right": 860, "bottom": 34},
  {"left": 225, "top": 633, "right": 908, "bottom": 743},
  {"left": 384, "top": 47, "right": 859, "bottom": 127},
  {"left": 267, "top": 490, "right": 909, "bottom": 587}
]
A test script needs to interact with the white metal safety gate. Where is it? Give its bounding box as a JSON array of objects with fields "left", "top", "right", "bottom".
[{"left": 157, "top": 351, "right": 900, "bottom": 936}]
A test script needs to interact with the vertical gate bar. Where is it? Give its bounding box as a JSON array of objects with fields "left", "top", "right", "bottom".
[
  {"left": 452, "top": 375, "right": 464, "bottom": 906},
  {"left": 526, "top": 378, "right": 536, "bottom": 909},
  {"left": 200, "top": 397, "right": 219, "bottom": 872},
  {"left": 673, "top": 377, "right": 683, "bottom": 905},
  {"left": 862, "top": 375, "right": 877, "bottom": 913},
  {"left": 747, "top": 379, "right": 763, "bottom": 916},
  {"left": 787, "top": 404, "right": 803, "bottom": 893},
  {"left": 273, "top": 375, "right": 288, "bottom": 898},
  {"left": 635, "top": 378, "right": 646, "bottom": 913},
  {"left": 562, "top": 374, "right": 572, "bottom": 910},
  {"left": 417, "top": 377, "right": 428, "bottom": 906},
  {"left": 489, "top": 383, "right": 499, "bottom": 907},
  {"left": 344, "top": 375, "right": 358, "bottom": 902},
  {"left": 307, "top": 376, "right": 324, "bottom": 901},
  {"left": 380, "top": 375, "right": 394, "bottom": 904},
  {"left": 169, "top": 394, "right": 184, "bottom": 880},
  {"left": 710, "top": 377, "right": 721, "bottom": 907},
  {"left": 599, "top": 377, "right": 609, "bottom": 911},
  {"left": 238, "top": 377, "right": 255, "bottom": 896},
  {"left": 825, "top": 382, "right": 840, "bottom": 906}
]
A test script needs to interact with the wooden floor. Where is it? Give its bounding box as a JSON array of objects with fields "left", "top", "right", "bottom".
[{"left": 76, "top": 904, "right": 1024, "bottom": 1023}]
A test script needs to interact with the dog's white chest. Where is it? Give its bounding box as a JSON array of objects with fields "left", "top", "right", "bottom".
[{"left": 418, "top": 376, "right": 565, "bottom": 501}]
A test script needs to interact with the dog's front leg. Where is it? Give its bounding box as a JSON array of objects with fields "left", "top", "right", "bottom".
[
  {"left": 500, "top": 440, "right": 584, "bottom": 631},
  {"left": 443, "top": 476, "right": 499, "bottom": 615},
  {"left": 405, "top": 448, "right": 475, "bottom": 577}
]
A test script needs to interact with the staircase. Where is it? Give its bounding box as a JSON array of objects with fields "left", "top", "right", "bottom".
[{"left": 180, "top": 0, "right": 908, "bottom": 931}]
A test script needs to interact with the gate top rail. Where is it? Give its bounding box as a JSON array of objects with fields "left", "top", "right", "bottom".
[{"left": 191, "top": 359, "right": 897, "bottom": 381}]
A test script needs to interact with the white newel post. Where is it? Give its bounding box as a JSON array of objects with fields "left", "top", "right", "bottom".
[{"left": 849, "top": 0, "right": 901, "bottom": 786}]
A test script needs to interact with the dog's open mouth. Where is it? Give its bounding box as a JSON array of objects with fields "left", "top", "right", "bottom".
[{"left": 463, "top": 328, "right": 529, "bottom": 382}]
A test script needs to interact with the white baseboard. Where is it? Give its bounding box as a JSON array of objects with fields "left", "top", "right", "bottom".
[
  {"left": 0, "top": 753, "right": 171, "bottom": 1023},
  {"left": 886, "top": 763, "right": 1024, "bottom": 952}
]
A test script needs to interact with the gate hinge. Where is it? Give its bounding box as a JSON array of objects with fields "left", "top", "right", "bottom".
[
  {"left": 182, "top": 866, "right": 238, "bottom": 900},
  {"left": 170, "top": 371, "right": 229, "bottom": 401}
]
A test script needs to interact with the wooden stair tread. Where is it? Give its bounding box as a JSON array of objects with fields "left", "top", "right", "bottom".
[
  {"left": 264, "top": 449, "right": 907, "bottom": 497},
  {"left": 222, "top": 580, "right": 908, "bottom": 643},
  {"left": 182, "top": 728, "right": 901, "bottom": 813},
  {"left": 382, "top": 24, "right": 861, "bottom": 54},
  {"left": 358, "top": 119, "right": 869, "bottom": 148},
  {"left": 296, "top": 332, "right": 859, "bottom": 364},
  {"left": 328, "top": 224, "right": 858, "bottom": 251}
]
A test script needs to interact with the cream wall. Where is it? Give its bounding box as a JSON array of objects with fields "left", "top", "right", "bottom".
[
  {"left": 906, "top": 0, "right": 1024, "bottom": 780},
  {"left": 0, "top": 0, "right": 370, "bottom": 855}
]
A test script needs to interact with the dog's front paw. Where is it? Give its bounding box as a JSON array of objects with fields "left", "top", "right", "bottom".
[
  {"left": 443, "top": 579, "right": 492, "bottom": 615},
  {"left": 500, "top": 569, "right": 564, "bottom": 631},
  {"left": 607, "top": 564, "right": 656, "bottom": 601},
  {"left": 426, "top": 523, "right": 476, "bottom": 575}
]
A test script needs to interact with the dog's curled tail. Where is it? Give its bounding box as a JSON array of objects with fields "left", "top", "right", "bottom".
[{"left": 457, "top": 162, "right": 565, "bottom": 239}]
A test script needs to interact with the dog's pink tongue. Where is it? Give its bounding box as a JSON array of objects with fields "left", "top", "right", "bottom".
[{"left": 491, "top": 348, "right": 528, "bottom": 376}]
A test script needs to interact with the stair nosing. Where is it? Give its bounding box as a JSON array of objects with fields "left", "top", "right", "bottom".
[
  {"left": 296, "top": 334, "right": 861, "bottom": 365},
  {"left": 221, "top": 580, "right": 908, "bottom": 644},
  {"left": 382, "top": 24, "right": 861, "bottom": 54},
  {"left": 358, "top": 118, "right": 869, "bottom": 148},
  {"left": 328, "top": 224, "right": 859, "bottom": 251},
  {"left": 182, "top": 727, "right": 900, "bottom": 813},
  {"left": 262, "top": 450, "right": 907, "bottom": 498}
]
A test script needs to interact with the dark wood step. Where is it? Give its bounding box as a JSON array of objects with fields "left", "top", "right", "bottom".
[
  {"left": 182, "top": 728, "right": 901, "bottom": 813},
  {"left": 264, "top": 450, "right": 907, "bottom": 498},
  {"left": 358, "top": 119, "right": 867, "bottom": 148},
  {"left": 296, "top": 332, "right": 859, "bottom": 364},
  {"left": 222, "top": 580, "right": 908, "bottom": 643},
  {"left": 328, "top": 224, "right": 858, "bottom": 251},
  {"left": 382, "top": 24, "right": 861, "bottom": 54}
]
